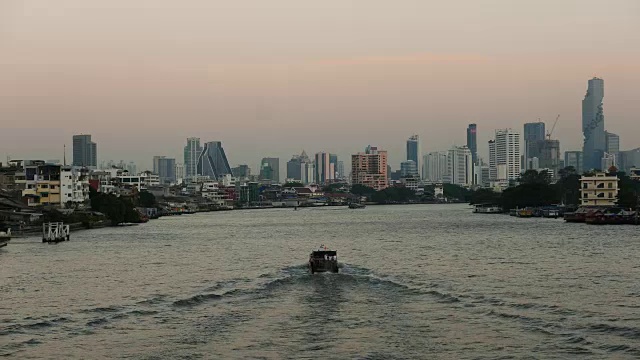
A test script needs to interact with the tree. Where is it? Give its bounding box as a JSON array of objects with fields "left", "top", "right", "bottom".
[
  {"left": 470, "top": 188, "right": 500, "bottom": 205},
  {"left": 138, "top": 191, "right": 157, "bottom": 208},
  {"left": 350, "top": 184, "right": 376, "bottom": 196},
  {"left": 519, "top": 170, "right": 550, "bottom": 185}
]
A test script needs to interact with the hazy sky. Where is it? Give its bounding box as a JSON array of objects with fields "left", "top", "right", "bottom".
[{"left": 1, "top": 0, "right": 640, "bottom": 173}]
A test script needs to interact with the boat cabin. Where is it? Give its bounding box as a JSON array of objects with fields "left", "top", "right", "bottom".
[{"left": 309, "top": 248, "right": 338, "bottom": 273}]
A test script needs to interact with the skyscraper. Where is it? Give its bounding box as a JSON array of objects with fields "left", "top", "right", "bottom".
[
  {"left": 523, "top": 122, "right": 546, "bottom": 170},
  {"left": 197, "top": 141, "right": 232, "bottom": 179},
  {"left": 466, "top": 124, "right": 477, "bottom": 165},
  {"left": 423, "top": 152, "right": 448, "bottom": 183},
  {"left": 232, "top": 164, "right": 251, "bottom": 179},
  {"left": 351, "top": 146, "right": 388, "bottom": 190},
  {"left": 183, "top": 137, "right": 202, "bottom": 179},
  {"left": 492, "top": 129, "right": 521, "bottom": 185},
  {"left": 314, "top": 152, "right": 334, "bottom": 184},
  {"left": 329, "top": 154, "right": 338, "bottom": 179},
  {"left": 400, "top": 160, "right": 418, "bottom": 177},
  {"left": 488, "top": 140, "right": 497, "bottom": 181},
  {"left": 582, "top": 77, "right": 606, "bottom": 171},
  {"left": 445, "top": 145, "right": 473, "bottom": 186},
  {"left": 564, "top": 151, "right": 583, "bottom": 174},
  {"left": 336, "top": 160, "right": 345, "bottom": 180},
  {"left": 259, "top": 157, "right": 280, "bottom": 183},
  {"left": 153, "top": 156, "right": 176, "bottom": 185},
  {"left": 72, "top": 134, "right": 97, "bottom": 168},
  {"left": 605, "top": 131, "right": 620, "bottom": 157},
  {"left": 406, "top": 135, "right": 420, "bottom": 177},
  {"left": 286, "top": 151, "right": 311, "bottom": 182}
]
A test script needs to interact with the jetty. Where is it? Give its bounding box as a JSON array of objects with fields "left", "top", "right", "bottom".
[{"left": 42, "top": 222, "right": 70, "bottom": 243}]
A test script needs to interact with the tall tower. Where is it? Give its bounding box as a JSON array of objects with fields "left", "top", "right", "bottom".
[
  {"left": 183, "top": 137, "right": 202, "bottom": 179},
  {"left": 493, "top": 129, "right": 521, "bottom": 184},
  {"left": 582, "top": 77, "right": 605, "bottom": 171},
  {"left": 523, "top": 122, "right": 546, "bottom": 170},
  {"left": 72, "top": 134, "right": 97, "bottom": 168},
  {"left": 466, "top": 124, "right": 477, "bottom": 165},
  {"left": 406, "top": 135, "right": 420, "bottom": 177}
]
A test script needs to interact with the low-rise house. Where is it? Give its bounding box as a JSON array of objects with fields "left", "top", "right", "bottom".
[{"left": 580, "top": 172, "right": 619, "bottom": 206}]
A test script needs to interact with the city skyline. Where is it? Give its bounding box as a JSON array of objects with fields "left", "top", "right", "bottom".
[{"left": 2, "top": 1, "right": 640, "bottom": 171}]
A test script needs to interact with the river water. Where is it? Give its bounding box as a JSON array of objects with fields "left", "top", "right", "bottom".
[{"left": 1, "top": 204, "right": 639, "bottom": 359}]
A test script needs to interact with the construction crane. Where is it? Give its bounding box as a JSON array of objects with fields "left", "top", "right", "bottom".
[{"left": 546, "top": 114, "right": 560, "bottom": 140}]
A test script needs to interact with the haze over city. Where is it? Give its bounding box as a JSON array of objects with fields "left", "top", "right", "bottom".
[{"left": 2, "top": 0, "right": 640, "bottom": 171}]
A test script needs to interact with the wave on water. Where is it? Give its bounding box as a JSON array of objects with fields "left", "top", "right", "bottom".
[{"left": 172, "top": 293, "right": 222, "bottom": 307}]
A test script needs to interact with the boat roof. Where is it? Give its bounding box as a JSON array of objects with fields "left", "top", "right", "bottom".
[{"left": 310, "top": 250, "right": 337, "bottom": 256}]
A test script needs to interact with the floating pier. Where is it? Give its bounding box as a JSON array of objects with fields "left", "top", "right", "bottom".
[{"left": 42, "top": 222, "right": 70, "bottom": 243}]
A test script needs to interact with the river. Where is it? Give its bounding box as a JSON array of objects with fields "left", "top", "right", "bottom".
[{"left": 1, "top": 204, "right": 639, "bottom": 359}]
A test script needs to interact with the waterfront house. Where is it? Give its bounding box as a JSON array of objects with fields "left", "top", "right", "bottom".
[{"left": 579, "top": 172, "right": 619, "bottom": 206}]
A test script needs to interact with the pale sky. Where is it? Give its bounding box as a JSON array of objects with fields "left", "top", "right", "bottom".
[{"left": 1, "top": 0, "right": 639, "bottom": 174}]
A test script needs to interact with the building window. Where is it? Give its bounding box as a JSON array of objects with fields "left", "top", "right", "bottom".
[
  {"left": 608, "top": 183, "right": 613, "bottom": 188},
  {"left": 609, "top": 193, "right": 613, "bottom": 198},
  {"left": 583, "top": 183, "right": 588, "bottom": 189},
  {"left": 597, "top": 183, "right": 604, "bottom": 188},
  {"left": 597, "top": 193, "right": 605, "bottom": 198}
]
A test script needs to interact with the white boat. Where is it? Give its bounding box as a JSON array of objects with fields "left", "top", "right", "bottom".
[{"left": 473, "top": 204, "right": 502, "bottom": 214}]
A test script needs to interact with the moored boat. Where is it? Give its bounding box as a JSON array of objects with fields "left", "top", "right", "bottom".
[
  {"left": 0, "top": 227, "right": 11, "bottom": 248},
  {"left": 348, "top": 203, "right": 365, "bottom": 209},
  {"left": 473, "top": 204, "right": 502, "bottom": 214}
]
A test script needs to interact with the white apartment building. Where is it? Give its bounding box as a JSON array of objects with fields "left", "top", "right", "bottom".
[
  {"left": 490, "top": 129, "right": 521, "bottom": 187},
  {"left": 445, "top": 146, "right": 473, "bottom": 186},
  {"left": 423, "top": 152, "right": 448, "bottom": 183}
]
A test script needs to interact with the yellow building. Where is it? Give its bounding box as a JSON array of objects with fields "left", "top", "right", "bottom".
[{"left": 580, "top": 172, "right": 619, "bottom": 206}]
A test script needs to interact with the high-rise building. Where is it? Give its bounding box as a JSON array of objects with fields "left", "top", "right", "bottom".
[
  {"left": 153, "top": 156, "right": 176, "bottom": 185},
  {"left": 583, "top": 77, "right": 606, "bottom": 171},
  {"left": 183, "top": 138, "right": 202, "bottom": 179},
  {"left": 423, "top": 152, "right": 448, "bottom": 183},
  {"left": 445, "top": 146, "right": 473, "bottom": 186},
  {"left": 175, "top": 163, "right": 184, "bottom": 181},
  {"left": 618, "top": 148, "right": 640, "bottom": 173},
  {"left": 564, "top": 151, "right": 583, "bottom": 174},
  {"left": 400, "top": 160, "right": 418, "bottom": 177},
  {"left": 523, "top": 122, "right": 546, "bottom": 170},
  {"left": 466, "top": 124, "right": 478, "bottom": 165},
  {"left": 351, "top": 146, "right": 388, "bottom": 190},
  {"left": 336, "top": 160, "right": 345, "bottom": 180},
  {"left": 488, "top": 140, "right": 497, "bottom": 181},
  {"left": 286, "top": 151, "right": 311, "bottom": 182},
  {"left": 492, "top": 129, "right": 521, "bottom": 184},
  {"left": 314, "top": 152, "right": 334, "bottom": 184},
  {"left": 197, "top": 141, "right": 232, "bottom": 179},
  {"left": 329, "top": 154, "right": 338, "bottom": 179},
  {"left": 605, "top": 131, "right": 620, "bottom": 160},
  {"left": 232, "top": 164, "right": 251, "bottom": 179},
  {"left": 259, "top": 161, "right": 275, "bottom": 182},
  {"left": 406, "top": 135, "right": 420, "bottom": 176},
  {"left": 601, "top": 153, "right": 616, "bottom": 171},
  {"left": 538, "top": 139, "right": 561, "bottom": 180},
  {"left": 259, "top": 157, "right": 280, "bottom": 183},
  {"left": 72, "top": 134, "right": 97, "bottom": 168}
]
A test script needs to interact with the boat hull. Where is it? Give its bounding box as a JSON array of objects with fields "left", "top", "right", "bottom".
[{"left": 309, "top": 260, "right": 339, "bottom": 274}]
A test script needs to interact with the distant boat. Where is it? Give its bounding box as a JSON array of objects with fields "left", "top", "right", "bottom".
[
  {"left": 473, "top": 204, "right": 502, "bottom": 214},
  {"left": 348, "top": 203, "right": 366, "bottom": 209}
]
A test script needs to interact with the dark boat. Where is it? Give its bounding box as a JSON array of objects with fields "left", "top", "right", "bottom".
[
  {"left": 309, "top": 246, "right": 339, "bottom": 274},
  {"left": 348, "top": 203, "right": 365, "bottom": 209}
]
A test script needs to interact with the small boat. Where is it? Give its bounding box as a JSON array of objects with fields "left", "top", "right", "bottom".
[
  {"left": 348, "top": 203, "right": 366, "bottom": 209},
  {"left": 0, "top": 227, "right": 11, "bottom": 248},
  {"left": 309, "top": 245, "right": 339, "bottom": 274}
]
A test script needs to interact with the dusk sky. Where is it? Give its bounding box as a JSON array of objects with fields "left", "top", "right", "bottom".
[{"left": 1, "top": 0, "right": 639, "bottom": 173}]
